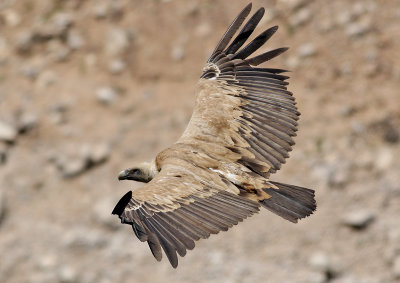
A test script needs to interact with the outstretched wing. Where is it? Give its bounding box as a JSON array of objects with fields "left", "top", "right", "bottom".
[
  {"left": 180, "top": 3, "right": 298, "bottom": 177},
  {"left": 112, "top": 160, "right": 260, "bottom": 268}
]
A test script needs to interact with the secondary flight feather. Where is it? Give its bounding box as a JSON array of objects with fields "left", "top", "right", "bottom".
[{"left": 113, "top": 3, "right": 316, "bottom": 268}]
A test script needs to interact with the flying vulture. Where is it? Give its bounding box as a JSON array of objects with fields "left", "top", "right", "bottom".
[{"left": 113, "top": 3, "right": 316, "bottom": 268}]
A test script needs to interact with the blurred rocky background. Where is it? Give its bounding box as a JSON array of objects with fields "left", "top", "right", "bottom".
[{"left": 0, "top": 0, "right": 399, "bottom": 282}]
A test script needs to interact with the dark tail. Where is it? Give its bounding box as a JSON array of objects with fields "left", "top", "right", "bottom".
[{"left": 261, "top": 181, "right": 316, "bottom": 223}]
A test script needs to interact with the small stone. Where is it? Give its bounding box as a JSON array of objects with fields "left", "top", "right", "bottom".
[
  {"left": 285, "top": 55, "right": 300, "bottom": 69},
  {"left": 2, "top": 9, "right": 21, "bottom": 27},
  {"left": 336, "top": 11, "right": 352, "bottom": 26},
  {"left": 37, "top": 253, "right": 57, "bottom": 270},
  {"left": 51, "top": 12, "right": 74, "bottom": 35},
  {"left": 171, "top": 45, "right": 185, "bottom": 61},
  {"left": 363, "top": 62, "right": 379, "bottom": 77},
  {"left": 278, "top": 0, "right": 307, "bottom": 11},
  {"left": 18, "top": 112, "right": 38, "bottom": 133},
  {"left": 351, "top": 121, "right": 365, "bottom": 134},
  {"left": 15, "top": 30, "right": 35, "bottom": 53},
  {"left": 309, "top": 252, "right": 331, "bottom": 272},
  {"left": 342, "top": 209, "right": 375, "bottom": 230},
  {"left": 105, "top": 28, "right": 130, "bottom": 56},
  {"left": 20, "top": 64, "right": 39, "bottom": 80},
  {"left": 375, "top": 148, "right": 394, "bottom": 171},
  {"left": 35, "top": 70, "right": 57, "bottom": 88},
  {"left": 309, "top": 252, "right": 341, "bottom": 280},
  {"left": 58, "top": 266, "right": 77, "bottom": 283},
  {"left": 59, "top": 157, "right": 87, "bottom": 178},
  {"left": 49, "top": 101, "right": 70, "bottom": 125},
  {"left": 67, "top": 29, "right": 84, "bottom": 50},
  {"left": 0, "top": 121, "right": 17, "bottom": 142},
  {"left": 96, "top": 87, "right": 118, "bottom": 105},
  {"left": 93, "top": 4, "right": 108, "bottom": 19},
  {"left": 339, "top": 105, "right": 356, "bottom": 117},
  {"left": 346, "top": 19, "right": 371, "bottom": 37},
  {"left": 298, "top": 43, "right": 317, "bottom": 58},
  {"left": 108, "top": 59, "right": 126, "bottom": 74},
  {"left": 393, "top": 256, "right": 400, "bottom": 279},
  {"left": 339, "top": 62, "right": 353, "bottom": 76},
  {"left": 47, "top": 39, "right": 71, "bottom": 62},
  {"left": 384, "top": 127, "right": 399, "bottom": 144},
  {"left": 290, "top": 8, "right": 312, "bottom": 27},
  {"left": 109, "top": 1, "right": 124, "bottom": 20},
  {"left": 195, "top": 22, "right": 211, "bottom": 38},
  {"left": 88, "top": 143, "right": 111, "bottom": 165},
  {"left": 328, "top": 166, "right": 350, "bottom": 187},
  {"left": 352, "top": 2, "right": 369, "bottom": 18}
]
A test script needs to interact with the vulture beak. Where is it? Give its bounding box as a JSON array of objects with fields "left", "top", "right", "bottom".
[{"left": 118, "top": 169, "right": 130, "bottom": 181}]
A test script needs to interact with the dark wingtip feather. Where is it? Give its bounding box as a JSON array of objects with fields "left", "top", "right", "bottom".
[
  {"left": 231, "top": 25, "right": 280, "bottom": 60},
  {"left": 210, "top": 3, "right": 253, "bottom": 56},
  {"left": 225, "top": 7, "right": 265, "bottom": 55},
  {"left": 247, "top": 47, "right": 289, "bottom": 66},
  {"left": 112, "top": 191, "right": 132, "bottom": 216}
]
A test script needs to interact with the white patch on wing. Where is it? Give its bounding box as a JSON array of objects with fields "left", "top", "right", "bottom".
[{"left": 209, "top": 168, "right": 241, "bottom": 185}]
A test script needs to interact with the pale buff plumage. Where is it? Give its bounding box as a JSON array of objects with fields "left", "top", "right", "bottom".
[{"left": 114, "top": 3, "right": 316, "bottom": 268}]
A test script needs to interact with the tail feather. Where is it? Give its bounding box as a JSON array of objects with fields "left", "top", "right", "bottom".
[{"left": 261, "top": 181, "right": 316, "bottom": 223}]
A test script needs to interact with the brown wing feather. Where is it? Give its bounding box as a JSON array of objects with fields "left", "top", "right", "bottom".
[
  {"left": 113, "top": 160, "right": 260, "bottom": 268},
  {"left": 185, "top": 19, "right": 296, "bottom": 177}
]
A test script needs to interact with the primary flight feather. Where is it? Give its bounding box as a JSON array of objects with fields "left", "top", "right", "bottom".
[{"left": 113, "top": 3, "right": 316, "bottom": 268}]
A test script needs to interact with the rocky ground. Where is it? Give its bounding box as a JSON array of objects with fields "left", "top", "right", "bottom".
[{"left": 1, "top": 0, "right": 400, "bottom": 282}]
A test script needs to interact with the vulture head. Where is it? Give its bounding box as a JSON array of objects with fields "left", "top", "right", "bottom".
[{"left": 118, "top": 162, "right": 156, "bottom": 183}]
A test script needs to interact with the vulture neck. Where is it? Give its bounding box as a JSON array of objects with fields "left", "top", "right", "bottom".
[{"left": 143, "top": 160, "right": 158, "bottom": 182}]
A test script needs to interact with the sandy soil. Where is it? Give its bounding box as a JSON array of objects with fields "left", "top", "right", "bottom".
[{"left": 1, "top": 0, "right": 400, "bottom": 282}]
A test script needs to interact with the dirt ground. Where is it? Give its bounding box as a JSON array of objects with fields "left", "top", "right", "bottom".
[{"left": 1, "top": 0, "right": 400, "bottom": 282}]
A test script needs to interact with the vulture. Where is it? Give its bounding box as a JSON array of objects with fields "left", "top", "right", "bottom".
[{"left": 113, "top": 3, "right": 316, "bottom": 268}]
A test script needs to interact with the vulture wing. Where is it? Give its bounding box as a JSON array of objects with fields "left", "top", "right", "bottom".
[
  {"left": 180, "top": 4, "right": 297, "bottom": 177},
  {"left": 112, "top": 159, "right": 260, "bottom": 268}
]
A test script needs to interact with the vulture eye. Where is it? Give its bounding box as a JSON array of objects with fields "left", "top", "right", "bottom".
[{"left": 132, "top": 169, "right": 141, "bottom": 174}]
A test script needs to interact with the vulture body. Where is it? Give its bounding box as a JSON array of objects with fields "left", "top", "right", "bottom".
[{"left": 114, "top": 3, "right": 316, "bottom": 268}]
